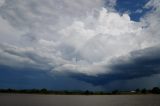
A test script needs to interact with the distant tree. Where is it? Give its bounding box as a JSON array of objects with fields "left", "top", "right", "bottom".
[
  {"left": 141, "top": 88, "right": 147, "bottom": 94},
  {"left": 135, "top": 88, "right": 140, "bottom": 93},
  {"left": 41, "top": 88, "right": 48, "bottom": 93},
  {"left": 84, "top": 90, "right": 90, "bottom": 95},
  {"left": 99, "top": 91, "right": 104, "bottom": 95},
  {"left": 32, "top": 89, "right": 41, "bottom": 93},
  {"left": 112, "top": 90, "right": 119, "bottom": 94},
  {"left": 64, "top": 90, "right": 69, "bottom": 94},
  {"left": 151, "top": 87, "right": 160, "bottom": 94}
]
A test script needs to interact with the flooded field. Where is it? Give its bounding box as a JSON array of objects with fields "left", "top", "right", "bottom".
[{"left": 0, "top": 94, "right": 160, "bottom": 106}]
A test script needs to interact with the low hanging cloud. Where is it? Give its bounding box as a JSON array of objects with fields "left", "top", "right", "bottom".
[
  {"left": 74, "top": 46, "right": 160, "bottom": 85},
  {"left": 0, "top": 0, "right": 160, "bottom": 84}
]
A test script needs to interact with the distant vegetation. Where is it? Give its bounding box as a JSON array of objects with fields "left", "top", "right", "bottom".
[{"left": 0, "top": 87, "right": 160, "bottom": 95}]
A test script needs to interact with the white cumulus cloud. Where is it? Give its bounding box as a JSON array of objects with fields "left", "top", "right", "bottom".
[{"left": 0, "top": 0, "right": 159, "bottom": 76}]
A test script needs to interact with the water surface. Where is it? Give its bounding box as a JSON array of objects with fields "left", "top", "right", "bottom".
[{"left": 0, "top": 94, "right": 160, "bottom": 106}]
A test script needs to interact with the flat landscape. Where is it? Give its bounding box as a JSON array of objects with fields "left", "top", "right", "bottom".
[{"left": 0, "top": 94, "right": 160, "bottom": 106}]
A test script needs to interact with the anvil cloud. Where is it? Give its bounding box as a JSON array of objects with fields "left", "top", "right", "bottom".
[{"left": 0, "top": 0, "right": 160, "bottom": 86}]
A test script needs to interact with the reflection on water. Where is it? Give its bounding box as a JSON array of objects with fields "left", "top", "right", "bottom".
[{"left": 0, "top": 94, "right": 160, "bottom": 106}]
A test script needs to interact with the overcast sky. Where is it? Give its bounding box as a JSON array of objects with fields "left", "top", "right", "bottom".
[{"left": 0, "top": 0, "right": 160, "bottom": 91}]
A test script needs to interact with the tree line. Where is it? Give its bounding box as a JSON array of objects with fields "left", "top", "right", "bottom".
[
  {"left": 0, "top": 87, "right": 160, "bottom": 95},
  {"left": 111, "top": 87, "right": 160, "bottom": 94}
]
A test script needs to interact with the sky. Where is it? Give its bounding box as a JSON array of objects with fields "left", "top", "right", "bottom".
[{"left": 0, "top": 0, "right": 160, "bottom": 91}]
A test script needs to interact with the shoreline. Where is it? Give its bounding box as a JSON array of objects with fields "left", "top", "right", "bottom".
[{"left": 0, "top": 92, "right": 159, "bottom": 96}]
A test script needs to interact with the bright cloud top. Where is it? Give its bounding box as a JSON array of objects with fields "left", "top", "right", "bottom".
[{"left": 0, "top": 0, "right": 160, "bottom": 77}]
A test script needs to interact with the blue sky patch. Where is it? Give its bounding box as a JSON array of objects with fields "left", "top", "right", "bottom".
[{"left": 115, "top": 0, "right": 151, "bottom": 21}]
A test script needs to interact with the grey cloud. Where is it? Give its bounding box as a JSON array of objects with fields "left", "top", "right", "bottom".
[
  {"left": 0, "top": 0, "right": 160, "bottom": 81},
  {"left": 0, "top": 0, "right": 103, "bottom": 29},
  {"left": 0, "top": 0, "right": 142, "bottom": 76},
  {"left": 74, "top": 46, "right": 160, "bottom": 85},
  {"left": 111, "top": 46, "right": 160, "bottom": 77},
  {"left": 0, "top": 44, "right": 53, "bottom": 70}
]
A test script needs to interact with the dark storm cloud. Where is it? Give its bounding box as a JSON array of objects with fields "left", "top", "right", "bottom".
[
  {"left": 0, "top": 65, "right": 103, "bottom": 90},
  {"left": 73, "top": 46, "right": 160, "bottom": 85},
  {"left": 0, "top": 0, "right": 160, "bottom": 89}
]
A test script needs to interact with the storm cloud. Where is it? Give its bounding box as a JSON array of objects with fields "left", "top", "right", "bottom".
[
  {"left": 74, "top": 46, "right": 160, "bottom": 85},
  {"left": 0, "top": 0, "right": 160, "bottom": 87}
]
